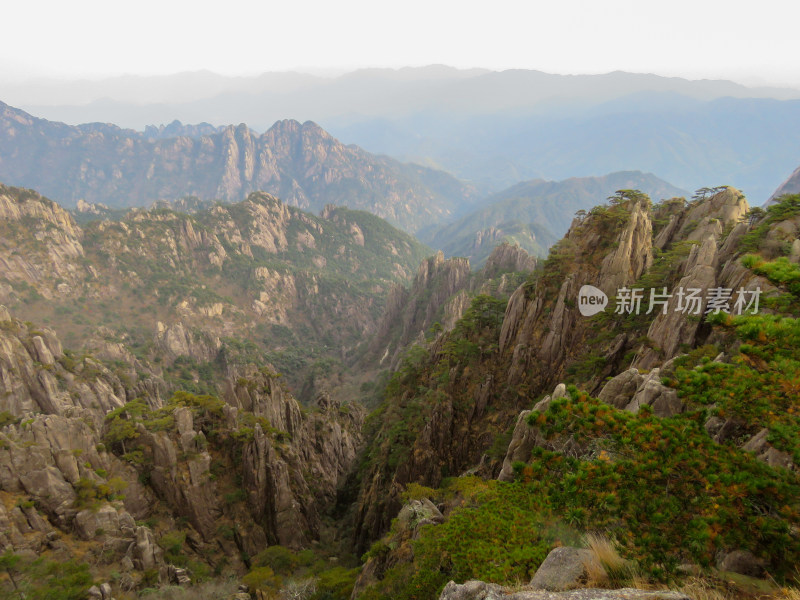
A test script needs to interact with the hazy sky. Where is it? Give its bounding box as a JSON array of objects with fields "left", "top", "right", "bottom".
[{"left": 1, "top": 0, "right": 798, "bottom": 86}]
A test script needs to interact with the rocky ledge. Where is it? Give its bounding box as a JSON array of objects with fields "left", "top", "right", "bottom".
[{"left": 439, "top": 581, "right": 691, "bottom": 600}]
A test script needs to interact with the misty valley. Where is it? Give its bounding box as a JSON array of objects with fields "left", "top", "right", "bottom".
[{"left": 1, "top": 69, "right": 800, "bottom": 600}]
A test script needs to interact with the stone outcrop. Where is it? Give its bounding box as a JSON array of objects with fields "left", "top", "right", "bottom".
[
  {"left": 497, "top": 383, "right": 569, "bottom": 481},
  {"left": 438, "top": 581, "right": 691, "bottom": 600},
  {"left": 500, "top": 197, "right": 654, "bottom": 389},
  {"left": 635, "top": 187, "right": 749, "bottom": 369},
  {"left": 597, "top": 369, "right": 645, "bottom": 409},
  {"left": 154, "top": 321, "right": 221, "bottom": 362},
  {"left": 482, "top": 242, "right": 538, "bottom": 277},
  {"left": 369, "top": 251, "right": 472, "bottom": 368},
  {"left": 396, "top": 498, "right": 445, "bottom": 533},
  {"left": 497, "top": 410, "right": 537, "bottom": 482},
  {"left": 598, "top": 367, "right": 682, "bottom": 417},
  {"left": 634, "top": 235, "right": 718, "bottom": 369},
  {"left": 352, "top": 497, "right": 446, "bottom": 597},
  {"left": 599, "top": 200, "right": 653, "bottom": 296},
  {"left": 740, "top": 428, "right": 794, "bottom": 470}
]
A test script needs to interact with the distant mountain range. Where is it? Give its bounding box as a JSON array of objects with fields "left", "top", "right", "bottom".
[
  {"left": 0, "top": 101, "right": 479, "bottom": 233},
  {"left": 7, "top": 67, "right": 800, "bottom": 202},
  {"left": 10, "top": 67, "right": 800, "bottom": 128},
  {"left": 422, "top": 171, "right": 688, "bottom": 266},
  {"left": 329, "top": 96, "right": 800, "bottom": 202}
]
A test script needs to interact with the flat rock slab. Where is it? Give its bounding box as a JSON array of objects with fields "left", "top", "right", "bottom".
[{"left": 439, "top": 581, "right": 692, "bottom": 600}]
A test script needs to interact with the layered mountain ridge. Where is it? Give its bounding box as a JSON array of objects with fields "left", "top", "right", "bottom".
[
  {"left": 0, "top": 101, "right": 479, "bottom": 233},
  {"left": 423, "top": 171, "right": 688, "bottom": 266}
]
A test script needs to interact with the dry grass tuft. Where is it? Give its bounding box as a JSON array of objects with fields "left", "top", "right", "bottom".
[
  {"left": 583, "top": 532, "right": 638, "bottom": 588},
  {"left": 676, "top": 577, "right": 732, "bottom": 600}
]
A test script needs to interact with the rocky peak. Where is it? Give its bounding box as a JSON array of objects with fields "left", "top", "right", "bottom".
[
  {"left": 498, "top": 195, "right": 656, "bottom": 386},
  {"left": 598, "top": 198, "right": 653, "bottom": 295},
  {"left": 482, "top": 242, "right": 537, "bottom": 277},
  {"left": 368, "top": 251, "right": 473, "bottom": 368},
  {"left": 0, "top": 102, "right": 477, "bottom": 232},
  {"left": 768, "top": 164, "right": 800, "bottom": 204}
]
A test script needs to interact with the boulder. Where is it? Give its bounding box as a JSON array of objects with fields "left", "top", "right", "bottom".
[
  {"left": 716, "top": 549, "right": 765, "bottom": 577},
  {"left": 100, "top": 582, "right": 113, "bottom": 600},
  {"left": 87, "top": 586, "right": 103, "bottom": 599},
  {"left": 624, "top": 370, "right": 682, "bottom": 417},
  {"left": 598, "top": 369, "right": 644, "bottom": 409},
  {"left": 529, "top": 547, "right": 598, "bottom": 591},
  {"left": 73, "top": 504, "right": 134, "bottom": 541},
  {"left": 396, "top": 498, "right": 444, "bottom": 533},
  {"left": 168, "top": 564, "right": 192, "bottom": 585},
  {"left": 741, "top": 429, "right": 794, "bottom": 470}
]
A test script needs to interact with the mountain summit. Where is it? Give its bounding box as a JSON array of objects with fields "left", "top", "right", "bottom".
[{"left": 0, "top": 102, "right": 478, "bottom": 233}]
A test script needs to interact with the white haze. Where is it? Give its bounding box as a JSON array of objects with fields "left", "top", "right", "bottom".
[{"left": 0, "top": 0, "right": 799, "bottom": 89}]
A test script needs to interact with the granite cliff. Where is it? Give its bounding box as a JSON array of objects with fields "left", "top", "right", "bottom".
[{"left": 0, "top": 102, "right": 478, "bottom": 233}]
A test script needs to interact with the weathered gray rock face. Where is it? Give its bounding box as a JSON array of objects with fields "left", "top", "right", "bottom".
[
  {"left": 678, "top": 188, "right": 749, "bottom": 240},
  {"left": 768, "top": 164, "right": 800, "bottom": 203},
  {"left": 529, "top": 547, "right": 598, "bottom": 591},
  {"left": 397, "top": 498, "right": 445, "bottom": 533},
  {"left": 497, "top": 383, "right": 569, "bottom": 481},
  {"left": 741, "top": 428, "right": 794, "bottom": 470},
  {"left": 623, "top": 370, "right": 682, "bottom": 418},
  {"left": 139, "top": 424, "right": 222, "bottom": 541},
  {"left": 634, "top": 187, "right": 750, "bottom": 369},
  {"left": 0, "top": 497, "right": 57, "bottom": 555},
  {"left": 131, "top": 525, "right": 163, "bottom": 571},
  {"left": 439, "top": 580, "right": 691, "bottom": 600},
  {"left": 0, "top": 413, "right": 155, "bottom": 524},
  {"left": 598, "top": 368, "right": 682, "bottom": 417},
  {"left": 497, "top": 410, "right": 537, "bottom": 482},
  {"left": 369, "top": 251, "right": 472, "bottom": 368},
  {"left": 0, "top": 314, "right": 161, "bottom": 425},
  {"left": 216, "top": 368, "right": 363, "bottom": 547},
  {"left": 482, "top": 242, "right": 538, "bottom": 277},
  {"left": 597, "top": 369, "right": 645, "bottom": 409},
  {"left": 599, "top": 200, "right": 654, "bottom": 296},
  {"left": 73, "top": 503, "right": 136, "bottom": 540},
  {"left": 500, "top": 198, "right": 654, "bottom": 390},
  {"left": 154, "top": 321, "right": 221, "bottom": 363},
  {"left": 0, "top": 185, "right": 85, "bottom": 300},
  {"left": 635, "top": 234, "right": 718, "bottom": 370},
  {"left": 353, "top": 496, "right": 446, "bottom": 597}
]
